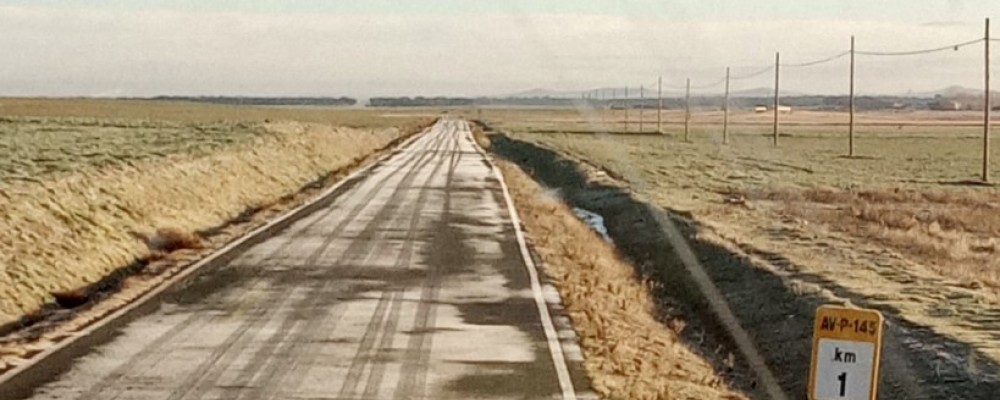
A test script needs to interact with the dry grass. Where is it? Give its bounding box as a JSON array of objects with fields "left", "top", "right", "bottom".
[
  {"left": 731, "top": 186, "right": 1000, "bottom": 291},
  {"left": 0, "top": 106, "right": 432, "bottom": 328},
  {"left": 476, "top": 129, "right": 744, "bottom": 399},
  {"left": 0, "top": 117, "right": 263, "bottom": 182},
  {"left": 500, "top": 162, "right": 744, "bottom": 399}
]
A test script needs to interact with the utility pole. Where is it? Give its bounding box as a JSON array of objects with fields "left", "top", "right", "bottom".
[
  {"left": 773, "top": 52, "right": 781, "bottom": 147},
  {"left": 624, "top": 86, "right": 629, "bottom": 133},
  {"left": 723, "top": 67, "right": 731, "bottom": 144},
  {"left": 849, "top": 36, "right": 856, "bottom": 157},
  {"left": 598, "top": 89, "right": 604, "bottom": 127},
  {"left": 985, "top": 18, "right": 992, "bottom": 183},
  {"left": 639, "top": 85, "right": 645, "bottom": 133},
  {"left": 684, "top": 78, "right": 691, "bottom": 141},
  {"left": 612, "top": 88, "right": 617, "bottom": 132},
  {"left": 658, "top": 76, "right": 663, "bottom": 133}
]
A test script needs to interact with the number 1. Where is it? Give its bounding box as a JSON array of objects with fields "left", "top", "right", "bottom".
[{"left": 837, "top": 372, "right": 847, "bottom": 396}]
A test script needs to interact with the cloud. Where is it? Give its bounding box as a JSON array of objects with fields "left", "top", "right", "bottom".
[{"left": 0, "top": 6, "right": 990, "bottom": 97}]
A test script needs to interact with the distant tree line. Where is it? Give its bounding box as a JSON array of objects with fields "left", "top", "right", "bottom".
[
  {"left": 368, "top": 96, "right": 580, "bottom": 107},
  {"left": 368, "top": 97, "right": 475, "bottom": 107},
  {"left": 139, "top": 94, "right": 979, "bottom": 111},
  {"left": 147, "top": 96, "right": 357, "bottom": 106},
  {"left": 366, "top": 95, "right": 968, "bottom": 111}
]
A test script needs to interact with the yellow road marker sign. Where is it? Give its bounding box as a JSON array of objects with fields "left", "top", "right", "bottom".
[{"left": 808, "top": 305, "right": 884, "bottom": 400}]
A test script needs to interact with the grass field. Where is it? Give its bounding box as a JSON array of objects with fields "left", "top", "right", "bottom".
[
  {"left": 0, "top": 97, "right": 436, "bottom": 127},
  {"left": 1, "top": 118, "right": 262, "bottom": 182},
  {"left": 481, "top": 106, "right": 1000, "bottom": 386},
  {"left": 0, "top": 98, "right": 443, "bottom": 183}
]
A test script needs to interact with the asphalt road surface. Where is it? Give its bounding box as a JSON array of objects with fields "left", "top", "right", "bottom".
[{"left": 21, "top": 119, "right": 591, "bottom": 400}]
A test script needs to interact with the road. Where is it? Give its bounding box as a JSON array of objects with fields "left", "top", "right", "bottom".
[{"left": 20, "top": 119, "right": 591, "bottom": 400}]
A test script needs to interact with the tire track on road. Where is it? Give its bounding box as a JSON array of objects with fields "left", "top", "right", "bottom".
[
  {"left": 336, "top": 124, "right": 455, "bottom": 399},
  {"left": 393, "top": 122, "right": 464, "bottom": 400},
  {"left": 72, "top": 281, "right": 257, "bottom": 400},
  {"left": 189, "top": 125, "right": 446, "bottom": 400},
  {"left": 237, "top": 123, "right": 452, "bottom": 400},
  {"left": 366, "top": 126, "right": 464, "bottom": 399}
]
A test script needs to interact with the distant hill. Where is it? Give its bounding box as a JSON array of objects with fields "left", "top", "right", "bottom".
[{"left": 909, "top": 85, "right": 981, "bottom": 98}]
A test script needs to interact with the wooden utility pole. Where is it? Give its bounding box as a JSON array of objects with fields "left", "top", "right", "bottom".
[
  {"left": 658, "top": 76, "right": 663, "bottom": 133},
  {"left": 624, "top": 86, "right": 629, "bottom": 133},
  {"left": 598, "top": 89, "right": 604, "bottom": 127},
  {"left": 611, "top": 88, "right": 617, "bottom": 131},
  {"left": 639, "top": 85, "right": 645, "bottom": 133},
  {"left": 723, "top": 67, "right": 731, "bottom": 144},
  {"left": 849, "top": 36, "right": 856, "bottom": 157},
  {"left": 684, "top": 78, "right": 691, "bottom": 141},
  {"left": 773, "top": 52, "right": 781, "bottom": 147},
  {"left": 985, "top": 18, "right": 992, "bottom": 183}
]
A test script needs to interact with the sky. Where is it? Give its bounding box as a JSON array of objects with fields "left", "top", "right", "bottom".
[{"left": 1, "top": 0, "right": 1000, "bottom": 97}]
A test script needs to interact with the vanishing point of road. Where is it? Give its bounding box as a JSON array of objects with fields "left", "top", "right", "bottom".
[{"left": 18, "top": 119, "right": 592, "bottom": 400}]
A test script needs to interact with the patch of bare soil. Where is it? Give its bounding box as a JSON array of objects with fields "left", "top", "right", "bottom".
[{"left": 484, "top": 127, "right": 1000, "bottom": 399}]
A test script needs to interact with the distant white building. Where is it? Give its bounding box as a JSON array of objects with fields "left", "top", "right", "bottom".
[{"left": 754, "top": 105, "right": 792, "bottom": 113}]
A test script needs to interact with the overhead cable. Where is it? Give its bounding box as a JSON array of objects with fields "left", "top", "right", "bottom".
[
  {"left": 856, "top": 37, "right": 984, "bottom": 56},
  {"left": 731, "top": 65, "right": 775, "bottom": 80},
  {"left": 781, "top": 51, "right": 851, "bottom": 67}
]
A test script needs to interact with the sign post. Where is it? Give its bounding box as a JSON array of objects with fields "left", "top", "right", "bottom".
[{"left": 808, "top": 305, "right": 884, "bottom": 400}]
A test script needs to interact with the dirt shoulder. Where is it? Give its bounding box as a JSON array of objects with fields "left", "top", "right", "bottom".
[{"left": 484, "top": 127, "right": 1000, "bottom": 399}]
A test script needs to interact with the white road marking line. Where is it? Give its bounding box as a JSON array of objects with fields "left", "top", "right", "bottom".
[{"left": 463, "top": 119, "right": 579, "bottom": 400}]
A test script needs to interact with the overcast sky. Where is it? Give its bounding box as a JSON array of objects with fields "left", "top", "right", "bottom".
[{"left": 2, "top": 1, "right": 1000, "bottom": 97}]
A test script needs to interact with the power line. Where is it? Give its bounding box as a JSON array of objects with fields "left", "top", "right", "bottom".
[
  {"left": 731, "top": 65, "right": 775, "bottom": 80},
  {"left": 856, "top": 37, "right": 984, "bottom": 56},
  {"left": 591, "top": 35, "right": 989, "bottom": 101},
  {"left": 690, "top": 76, "right": 728, "bottom": 89},
  {"left": 781, "top": 50, "right": 851, "bottom": 67}
]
